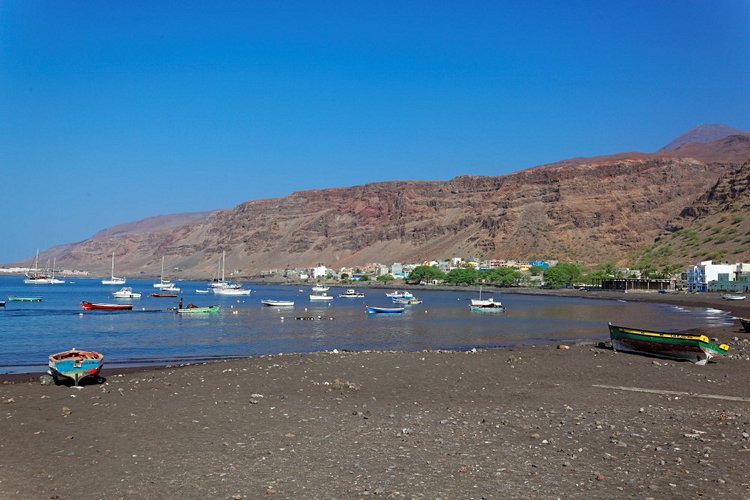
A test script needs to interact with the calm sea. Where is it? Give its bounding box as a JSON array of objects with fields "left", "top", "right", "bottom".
[{"left": 0, "top": 276, "right": 735, "bottom": 374}]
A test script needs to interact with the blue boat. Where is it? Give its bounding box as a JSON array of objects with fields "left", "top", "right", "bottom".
[
  {"left": 367, "top": 306, "right": 405, "bottom": 315},
  {"left": 48, "top": 349, "right": 104, "bottom": 385}
]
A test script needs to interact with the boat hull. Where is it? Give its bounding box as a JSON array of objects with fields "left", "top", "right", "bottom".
[
  {"left": 262, "top": 300, "right": 294, "bottom": 307},
  {"left": 6, "top": 296, "right": 42, "bottom": 302},
  {"left": 151, "top": 293, "right": 178, "bottom": 298},
  {"left": 176, "top": 305, "right": 220, "bottom": 314},
  {"left": 81, "top": 301, "right": 133, "bottom": 311},
  {"left": 470, "top": 305, "right": 505, "bottom": 312},
  {"left": 608, "top": 323, "right": 728, "bottom": 365},
  {"left": 367, "top": 306, "right": 405, "bottom": 314},
  {"left": 213, "top": 288, "right": 251, "bottom": 296},
  {"left": 740, "top": 318, "right": 750, "bottom": 333},
  {"left": 48, "top": 349, "right": 104, "bottom": 385}
]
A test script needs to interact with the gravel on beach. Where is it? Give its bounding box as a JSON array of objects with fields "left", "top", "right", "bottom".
[{"left": 0, "top": 291, "right": 749, "bottom": 498}]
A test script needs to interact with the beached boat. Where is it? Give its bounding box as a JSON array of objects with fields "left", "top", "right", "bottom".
[
  {"left": 151, "top": 293, "right": 178, "bottom": 298},
  {"left": 339, "top": 289, "right": 365, "bottom": 298},
  {"left": 722, "top": 294, "right": 746, "bottom": 300},
  {"left": 6, "top": 296, "right": 42, "bottom": 302},
  {"left": 470, "top": 302, "right": 505, "bottom": 312},
  {"left": 367, "top": 306, "right": 405, "bottom": 314},
  {"left": 176, "top": 305, "right": 220, "bottom": 314},
  {"left": 392, "top": 297, "right": 423, "bottom": 305},
  {"left": 739, "top": 318, "right": 750, "bottom": 333},
  {"left": 101, "top": 252, "right": 126, "bottom": 285},
  {"left": 81, "top": 301, "right": 133, "bottom": 311},
  {"left": 608, "top": 322, "right": 728, "bottom": 365},
  {"left": 112, "top": 287, "right": 141, "bottom": 299},
  {"left": 262, "top": 299, "right": 295, "bottom": 307},
  {"left": 48, "top": 348, "right": 104, "bottom": 385}
]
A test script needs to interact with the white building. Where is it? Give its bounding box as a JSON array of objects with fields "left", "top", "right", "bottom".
[
  {"left": 312, "top": 265, "right": 328, "bottom": 279},
  {"left": 686, "top": 260, "right": 734, "bottom": 292}
]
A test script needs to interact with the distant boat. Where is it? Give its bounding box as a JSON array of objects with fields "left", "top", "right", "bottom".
[
  {"left": 262, "top": 299, "right": 294, "bottom": 307},
  {"left": 81, "top": 301, "right": 133, "bottom": 311},
  {"left": 151, "top": 293, "right": 178, "bottom": 298},
  {"left": 0, "top": 301, "right": 5, "bottom": 307},
  {"left": 311, "top": 285, "right": 330, "bottom": 293},
  {"left": 176, "top": 305, "right": 220, "bottom": 314},
  {"left": 112, "top": 287, "right": 141, "bottom": 299},
  {"left": 153, "top": 256, "right": 178, "bottom": 290},
  {"left": 470, "top": 302, "right": 505, "bottom": 312},
  {"left": 102, "top": 252, "right": 126, "bottom": 285},
  {"left": 6, "top": 296, "right": 42, "bottom": 302},
  {"left": 470, "top": 286, "right": 497, "bottom": 307},
  {"left": 608, "top": 322, "right": 728, "bottom": 365},
  {"left": 339, "top": 289, "right": 365, "bottom": 298},
  {"left": 385, "top": 290, "right": 411, "bottom": 298},
  {"left": 367, "top": 306, "right": 405, "bottom": 314},
  {"left": 721, "top": 294, "right": 746, "bottom": 300},
  {"left": 393, "top": 297, "right": 423, "bottom": 305},
  {"left": 195, "top": 289, "right": 210, "bottom": 294},
  {"left": 309, "top": 289, "right": 333, "bottom": 301},
  {"left": 24, "top": 250, "right": 64, "bottom": 284},
  {"left": 48, "top": 348, "right": 104, "bottom": 386},
  {"left": 214, "top": 287, "right": 251, "bottom": 296}
]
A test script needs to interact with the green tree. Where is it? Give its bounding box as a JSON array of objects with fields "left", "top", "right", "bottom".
[
  {"left": 479, "top": 267, "right": 522, "bottom": 287},
  {"left": 340, "top": 273, "right": 349, "bottom": 281},
  {"left": 376, "top": 274, "right": 395, "bottom": 282},
  {"left": 529, "top": 265, "right": 544, "bottom": 276},
  {"left": 444, "top": 267, "right": 478, "bottom": 285},
  {"left": 543, "top": 263, "right": 582, "bottom": 288},
  {"left": 407, "top": 265, "right": 445, "bottom": 284}
]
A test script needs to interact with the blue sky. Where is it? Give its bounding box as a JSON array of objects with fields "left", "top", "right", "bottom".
[{"left": 1, "top": 1, "right": 749, "bottom": 263}]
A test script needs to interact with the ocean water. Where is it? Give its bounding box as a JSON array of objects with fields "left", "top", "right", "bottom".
[{"left": 0, "top": 276, "right": 735, "bottom": 373}]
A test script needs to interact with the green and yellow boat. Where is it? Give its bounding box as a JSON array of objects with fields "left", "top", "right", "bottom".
[
  {"left": 608, "top": 322, "right": 728, "bottom": 365},
  {"left": 176, "top": 305, "right": 220, "bottom": 314}
]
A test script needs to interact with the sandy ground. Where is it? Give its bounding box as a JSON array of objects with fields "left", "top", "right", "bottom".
[{"left": 0, "top": 290, "right": 749, "bottom": 499}]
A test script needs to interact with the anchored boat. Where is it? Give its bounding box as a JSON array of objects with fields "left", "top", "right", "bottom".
[{"left": 81, "top": 301, "right": 133, "bottom": 311}]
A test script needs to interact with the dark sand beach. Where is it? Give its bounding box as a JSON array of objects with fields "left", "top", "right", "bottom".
[{"left": 1, "top": 290, "right": 749, "bottom": 499}]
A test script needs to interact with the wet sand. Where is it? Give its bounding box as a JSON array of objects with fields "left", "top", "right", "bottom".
[{"left": 0, "top": 290, "right": 749, "bottom": 498}]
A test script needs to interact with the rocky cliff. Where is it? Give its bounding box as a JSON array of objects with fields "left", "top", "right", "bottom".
[{"left": 27, "top": 129, "right": 750, "bottom": 277}]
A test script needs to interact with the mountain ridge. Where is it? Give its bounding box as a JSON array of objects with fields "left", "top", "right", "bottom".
[{"left": 10, "top": 126, "right": 750, "bottom": 277}]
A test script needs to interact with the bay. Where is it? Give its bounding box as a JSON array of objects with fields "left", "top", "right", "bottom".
[{"left": 0, "top": 276, "right": 734, "bottom": 373}]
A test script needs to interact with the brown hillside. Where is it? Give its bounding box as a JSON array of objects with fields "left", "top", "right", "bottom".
[{"left": 39, "top": 155, "right": 736, "bottom": 278}]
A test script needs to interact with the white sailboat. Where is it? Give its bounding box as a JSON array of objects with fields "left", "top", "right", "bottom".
[
  {"left": 470, "top": 285, "right": 497, "bottom": 307},
  {"left": 102, "top": 252, "right": 126, "bottom": 285},
  {"left": 153, "top": 256, "right": 180, "bottom": 291},
  {"left": 24, "top": 250, "right": 64, "bottom": 284},
  {"left": 212, "top": 251, "right": 251, "bottom": 295}
]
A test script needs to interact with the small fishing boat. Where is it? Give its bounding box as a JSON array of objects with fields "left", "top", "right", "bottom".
[
  {"left": 739, "top": 318, "right": 750, "bottom": 333},
  {"left": 392, "top": 297, "right": 423, "bottom": 305},
  {"left": 339, "top": 289, "right": 365, "bottom": 298},
  {"left": 608, "top": 322, "right": 728, "bottom": 365},
  {"left": 262, "top": 299, "right": 295, "bottom": 307},
  {"left": 470, "top": 302, "right": 505, "bottom": 312},
  {"left": 195, "top": 289, "right": 209, "bottom": 294},
  {"left": 311, "top": 285, "right": 330, "bottom": 293},
  {"left": 112, "top": 287, "right": 141, "bottom": 299},
  {"left": 0, "top": 301, "right": 5, "bottom": 307},
  {"left": 48, "top": 348, "right": 103, "bottom": 385},
  {"left": 176, "top": 305, "right": 220, "bottom": 314},
  {"left": 309, "top": 293, "right": 333, "bottom": 301},
  {"left": 151, "top": 293, "right": 178, "bottom": 298},
  {"left": 81, "top": 301, "right": 133, "bottom": 311},
  {"left": 367, "top": 306, "right": 405, "bottom": 314},
  {"left": 6, "top": 296, "right": 42, "bottom": 302},
  {"left": 385, "top": 290, "right": 412, "bottom": 299},
  {"left": 721, "top": 294, "right": 746, "bottom": 301}
]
